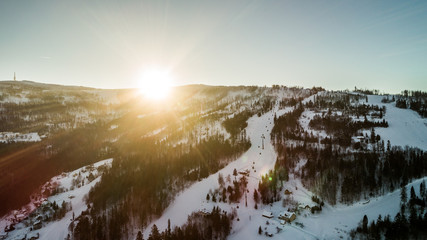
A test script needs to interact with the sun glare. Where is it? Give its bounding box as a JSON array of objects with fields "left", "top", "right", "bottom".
[{"left": 138, "top": 68, "right": 173, "bottom": 100}]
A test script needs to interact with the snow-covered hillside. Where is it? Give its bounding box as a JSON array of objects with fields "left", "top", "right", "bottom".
[
  {"left": 143, "top": 102, "right": 288, "bottom": 237},
  {"left": 368, "top": 95, "right": 427, "bottom": 150},
  {"left": 1, "top": 87, "right": 427, "bottom": 240},
  {"left": 0, "top": 159, "right": 113, "bottom": 240},
  {"left": 142, "top": 92, "right": 427, "bottom": 240}
]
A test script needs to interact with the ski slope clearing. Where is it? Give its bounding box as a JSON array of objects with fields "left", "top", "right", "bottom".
[
  {"left": 0, "top": 159, "right": 113, "bottom": 240},
  {"left": 143, "top": 103, "right": 289, "bottom": 237},
  {"left": 227, "top": 176, "right": 427, "bottom": 240},
  {"left": 368, "top": 95, "right": 427, "bottom": 150},
  {"left": 143, "top": 92, "right": 427, "bottom": 240}
]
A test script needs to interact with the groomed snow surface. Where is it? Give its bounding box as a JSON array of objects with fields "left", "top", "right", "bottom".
[
  {"left": 367, "top": 95, "right": 427, "bottom": 151},
  {"left": 2, "top": 92, "right": 427, "bottom": 240},
  {"left": 143, "top": 103, "right": 287, "bottom": 238},
  {"left": 142, "top": 94, "right": 427, "bottom": 240}
]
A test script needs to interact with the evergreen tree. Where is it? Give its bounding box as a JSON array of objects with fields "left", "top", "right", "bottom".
[
  {"left": 362, "top": 215, "right": 368, "bottom": 233},
  {"left": 370, "top": 128, "right": 376, "bottom": 143},
  {"left": 410, "top": 186, "right": 416, "bottom": 202},
  {"left": 136, "top": 231, "right": 143, "bottom": 240},
  {"left": 420, "top": 181, "right": 426, "bottom": 198},
  {"left": 218, "top": 173, "right": 225, "bottom": 187},
  {"left": 166, "top": 219, "right": 171, "bottom": 240},
  {"left": 253, "top": 189, "right": 259, "bottom": 203},
  {"left": 148, "top": 224, "right": 161, "bottom": 240},
  {"left": 401, "top": 185, "right": 407, "bottom": 204}
]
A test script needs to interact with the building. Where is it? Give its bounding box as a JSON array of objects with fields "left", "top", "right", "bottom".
[
  {"left": 262, "top": 211, "right": 273, "bottom": 218},
  {"left": 278, "top": 211, "right": 296, "bottom": 223},
  {"left": 298, "top": 204, "right": 313, "bottom": 210}
]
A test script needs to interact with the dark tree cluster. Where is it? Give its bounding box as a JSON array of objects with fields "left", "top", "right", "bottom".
[
  {"left": 0, "top": 87, "right": 122, "bottom": 216},
  {"left": 258, "top": 170, "right": 278, "bottom": 204},
  {"left": 351, "top": 181, "right": 427, "bottom": 240},
  {"left": 207, "top": 172, "right": 248, "bottom": 204},
  {"left": 308, "top": 113, "right": 388, "bottom": 146},
  {"left": 253, "top": 97, "right": 275, "bottom": 117},
  {"left": 309, "top": 114, "right": 388, "bottom": 135},
  {"left": 271, "top": 94, "right": 389, "bottom": 147},
  {"left": 0, "top": 85, "right": 112, "bottom": 134},
  {"left": 271, "top": 103, "right": 304, "bottom": 138},
  {"left": 302, "top": 144, "right": 426, "bottom": 204},
  {"left": 396, "top": 98, "right": 407, "bottom": 109},
  {"left": 222, "top": 110, "right": 253, "bottom": 138},
  {"left": 145, "top": 207, "right": 234, "bottom": 240},
  {"left": 271, "top": 104, "right": 321, "bottom": 144},
  {"left": 72, "top": 203, "right": 128, "bottom": 240},
  {"left": 279, "top": 97, "right": 303, "bottom": 108},
  {"left": 395, "top": 90, "right": 427, "bottom": 117},
  {"left": 310, "top": 93, "right": 385, "bottom": 117},
  {"left": 270, "top": 92, "right": 427, "bottom": 205},
  {"left": 257, "top": 167, "right": 288, "bottom": 205},
  {"left": 31, "top": 200, "right": 71, "bottom": 225},
  {"left": 71, "top": 134, "right": 249, "bottom": 239},
  {"left": 222, "top": 95, "right": 274, "bottom": 138},
  {"left": 353, "top": 87, "right": 380, "bottom": 95},
  {"left": 381, "top": 95, "right": 395, "bottom": 103},
  {"left": 310, "top": 196, "right": 324, "bottom": 214},
  {"left": 0, "top": 121, "right": 113, "bottom": 216}
]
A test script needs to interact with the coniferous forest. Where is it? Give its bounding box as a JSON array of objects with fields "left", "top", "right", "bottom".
[{"left": 1, "top": 83, "right": 427, "bottom": 240}]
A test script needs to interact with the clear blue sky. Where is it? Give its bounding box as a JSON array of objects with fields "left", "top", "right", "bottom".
[{"left": 1, "top": 0, "right": 427, "bottom": 93}]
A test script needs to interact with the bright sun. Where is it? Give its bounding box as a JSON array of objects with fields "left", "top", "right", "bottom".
[{"left": 138, "top": 68, "right": 173, "bottom": 100}]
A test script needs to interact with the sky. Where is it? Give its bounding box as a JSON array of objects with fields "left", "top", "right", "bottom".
[{"left": 1, "top": 0, "right": 427, "bottom": 93}]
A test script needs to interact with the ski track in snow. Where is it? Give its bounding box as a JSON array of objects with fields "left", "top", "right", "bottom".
[
  {"left": 2, "top": 91, "right": 427, "bottom": 239},
  {"left": 368, "top": 95, "right": 427, "bottom": 151},
  {"left": 143, "top": 93, "right": 427, "bottom": 240},
  {"left": 143, "top": 103, "right": 290, "bottom": 237}
]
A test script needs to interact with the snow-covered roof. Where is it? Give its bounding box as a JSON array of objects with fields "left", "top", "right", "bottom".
[
  {"left": 278, "top": 211, "right": 295, "bottom": 218},
  {"left": 262, "top": 211, "right": 273, "bottom": 218}
]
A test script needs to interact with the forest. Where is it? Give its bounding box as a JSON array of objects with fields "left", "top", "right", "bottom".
[
  {"left": 67, "top": 86, "right": 279, "bottom": 239},
  {"left": 268, "top": 92, "right": 427, "bottom": 206},
  {"left": 395, "top": 90, "right": 427, "bottom": 118},
  {"left": 351, "top": 181, "right": 427, "bottom": 239},
  {"left": 2, "top": 84, "right": 427, "bottom": 239},
  {"left": 254, "top": 90, "right": 427, "bottom": 238}
]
